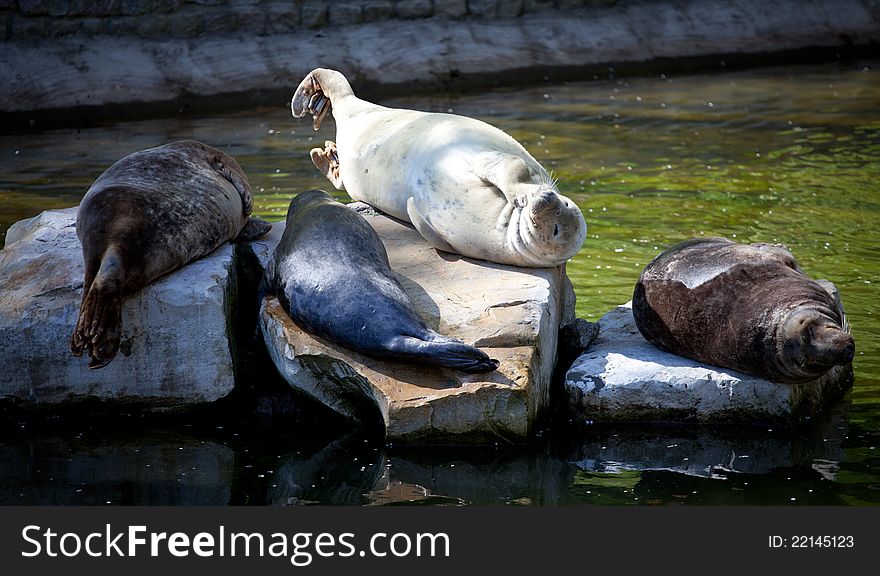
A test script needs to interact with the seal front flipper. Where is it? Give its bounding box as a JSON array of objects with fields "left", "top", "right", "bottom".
[
  {"left": 234, "top": 218, "right": 272, "bottom": 242},
  {"left": 473, "top": 152, "right": 534, "bottom": 206},
  {"left": 71, "top": 246, "right": 124, "bottom": 369},
  {"left": 212, "top": 157, "right": 255, "bottom": 216},
  {"left": 310, "top": 140, "right": 345, "bottom": 190},
  {"left": 406, "top": 197, "right": 456, "bottom": 254}
]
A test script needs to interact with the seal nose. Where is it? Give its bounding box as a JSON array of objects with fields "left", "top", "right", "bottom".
[
  {"left": 810, "top": 325, "right": 855, "bottom": 367},
  {"left": 842, "top": 340, "right": 855, "bottom": 363}
]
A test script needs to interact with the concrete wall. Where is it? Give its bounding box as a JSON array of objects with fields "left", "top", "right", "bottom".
[
  {"left": 1, "top": 0, "right": 617, "bottom": 40},
  {"left": 1, "top": 0, "right": 878, "bottom": 126}
]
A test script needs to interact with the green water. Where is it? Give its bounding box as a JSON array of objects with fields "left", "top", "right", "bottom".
[{"left": 1, "top": 59, "right": 878, "bottom": 505}]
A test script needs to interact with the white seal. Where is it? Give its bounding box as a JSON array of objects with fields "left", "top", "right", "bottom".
[{"left": 291, "top": 68, "right": 587, "bottom": 268}]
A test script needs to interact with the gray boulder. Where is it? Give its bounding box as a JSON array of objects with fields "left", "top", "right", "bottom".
[{"left": 0, "top": 208, "right": 239, "bottom": 407}]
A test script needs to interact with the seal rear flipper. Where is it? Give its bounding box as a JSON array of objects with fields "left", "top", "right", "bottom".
[
  {"left": 406, "top": 197, "right": 456, "bottom": 254},
  {"left": 431, "top": 341, "right": 500, "bottom": 373},
  {"left": 291, "top": 72, "right": 332, "bottom": 131},
  {"left": 387, "top": 335, "right": 499, "bottom": 374},
  {"left": 234, "top": 218, "right": 272, "bottom": 242},
  {"left": 71, "top": 248, "right": 125, "bottom": 369}
]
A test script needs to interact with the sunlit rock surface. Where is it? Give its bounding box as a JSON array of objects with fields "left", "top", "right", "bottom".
[
  {"left": 565, "top": 302, "right": 852, "bottom": 423},
  {"left": 255, "top": 205, "right": 575, "bottom": 442},
  {"left": 0, "top": 208, "right": 237, "bottom": 406}
]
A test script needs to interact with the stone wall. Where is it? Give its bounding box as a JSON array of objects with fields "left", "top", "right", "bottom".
[
  {"left": 2, "top": 0, "right": 877, "bottom": 124},
  {"left": 1, "top": 0, "right": 619, "bottom": 40}
]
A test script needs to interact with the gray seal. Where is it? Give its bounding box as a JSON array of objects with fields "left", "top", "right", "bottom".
[
  {"left": 263, "top": 189, "right": 499, "bottom": 373},
  {"left": 70, "top": 140, "right": 271, "bottom": 369},
  {"left": 632, "top": 237, "right": 854, "bottom": 383}
]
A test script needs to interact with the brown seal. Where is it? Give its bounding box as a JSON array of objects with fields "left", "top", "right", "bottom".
[
  {"left": 70, "top": 140, "right": 271, "bottom": 369},
  {"left": 632, "top": 237, "right": 854, "bottom": 383}
]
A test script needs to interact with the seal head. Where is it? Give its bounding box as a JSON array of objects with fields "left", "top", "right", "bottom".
[
  {"left": 775, "top": 306, "right": 855, "bottom": 382},
  {"left": 510, "top": 182, "right": 587, "bottom": 266}
]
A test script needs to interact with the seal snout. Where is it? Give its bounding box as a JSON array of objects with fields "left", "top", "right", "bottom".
[{"left": 810, "top": 324, "right": 855, "bottom": 367}]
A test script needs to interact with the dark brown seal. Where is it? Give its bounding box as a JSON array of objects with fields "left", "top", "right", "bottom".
[
  {"left": 263, "top": 189, "right": 499, "bottom": 373},
  {"left": 632, "top": 237, "right": 854, "bottom": 383},
  {"left": 70, "top": 140, "right": 271, "bottom": 369}
]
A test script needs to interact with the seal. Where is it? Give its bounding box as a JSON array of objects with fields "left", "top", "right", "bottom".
[
  {"left": 632, "top": 237, "right": 855, "bottom": 384},
  {"left": 70, "top": 140, "right": 272, "bottom": 369},
  {"left": 263, "top": 189, "right": 499, "bottom": 373},
  {"left": 290, "top": 68, "right": 587, "bottom": 268}
]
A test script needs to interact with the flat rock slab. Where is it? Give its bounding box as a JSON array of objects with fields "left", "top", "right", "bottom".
[
  {"left": 256, "top": 207, "right": 573, "bottom": 442},
  {"left": 565, "top": 303, "right": 852, "bottom": 424},
  {"left": 0, "top": 208, "right": 237, "bottom": 406}
]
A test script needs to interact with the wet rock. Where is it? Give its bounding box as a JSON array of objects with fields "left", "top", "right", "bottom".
[
  {"left": 564, "top": 303, "right": 853, "bottom": 424},
  {"left": 0, "top": 208, "right": 238, "bottom": 407},
  {"left": 254, "top": 207, "right": 575, "bottom": 442},
  {"left": 557, "top": 317, "right": 599, "bottom": 369}
]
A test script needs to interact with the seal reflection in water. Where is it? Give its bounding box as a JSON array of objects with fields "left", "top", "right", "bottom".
[
  {"left": 71, "top": 140, "right": 272, "bottom": 369},
  {"left": 290, "top": 68, "right": 587, "bottom": 268},
  {"left": 632, "top": 237, "right": 855, "bottom": 384},
  {"left": 264, "top": 190, "right": 499, "bottom": 373}
]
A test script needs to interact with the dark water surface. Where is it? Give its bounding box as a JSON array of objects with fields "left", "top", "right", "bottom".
[{"left": 1, "top": 59, "right": 878, "bottom": 505}]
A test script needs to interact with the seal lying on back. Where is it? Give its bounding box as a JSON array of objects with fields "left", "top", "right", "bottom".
[
  {"left": 70, "top": 140, "right": 271, "bottom": 369},
  {"left": 290, "top": 68, "right": 587, "bottom": 268},
  {"left": 632, "top": 237, "right": 854, "bottom": 384},
  {"left": 264, "top": 189, "right": 499, "bottom": 373}
]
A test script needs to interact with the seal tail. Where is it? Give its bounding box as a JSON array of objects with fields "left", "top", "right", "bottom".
[
  {"left": 70, "top": 246, "right": 124, "bottom": 369},
  {"left": 388, "top": 335, "right": 499, "bottom": 374}
]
